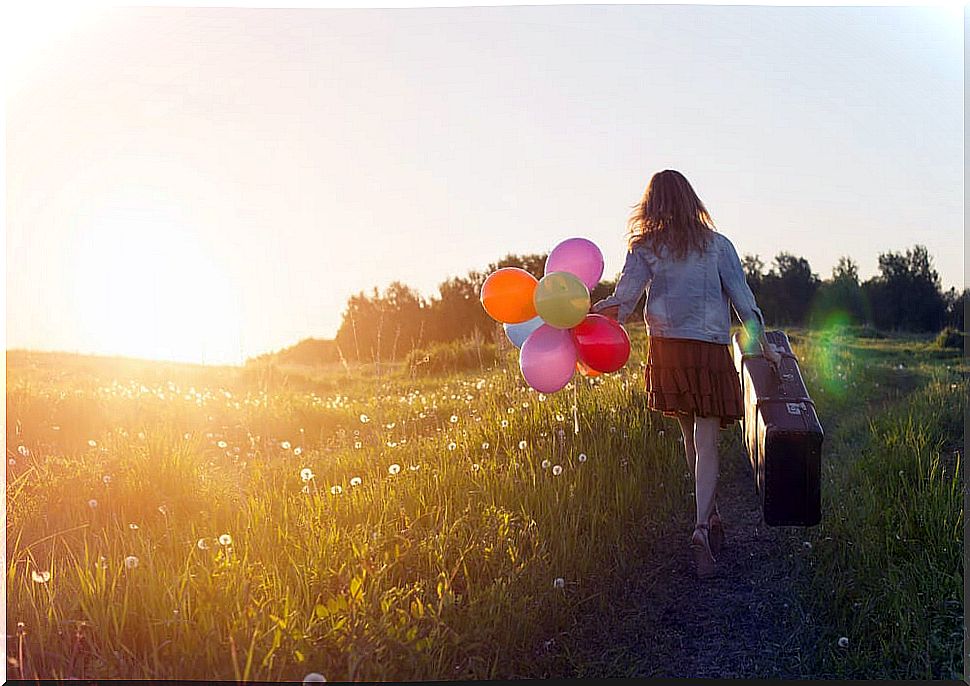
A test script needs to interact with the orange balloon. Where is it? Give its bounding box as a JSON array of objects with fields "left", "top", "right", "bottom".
[
  {"left": 576, "top": 360, "right": 603, "bottom": 378},
  {"left": 480, "top": 268, "right": 539, "bottom": 323}
]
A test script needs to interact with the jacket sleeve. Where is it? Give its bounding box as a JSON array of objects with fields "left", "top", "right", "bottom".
[
  {"left": 590, "top": 247, "right": 652, "bottom": 323},
  {"left": 717, "top": 237, "right": 766, "bottom": 335}
]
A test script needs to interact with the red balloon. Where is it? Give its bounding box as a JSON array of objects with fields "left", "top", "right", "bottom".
[{"left": 570, "top": 314, "right": 631, "bottom": 373}]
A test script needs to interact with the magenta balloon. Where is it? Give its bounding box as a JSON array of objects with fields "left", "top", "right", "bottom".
[
  {"left": 544, "top": 237, "right": 605, "bottom": 291},
  {"left": 519, "top": 324, "right": 577, "bottom": 393}
]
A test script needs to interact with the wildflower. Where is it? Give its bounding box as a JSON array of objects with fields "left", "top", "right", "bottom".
[
  {"left": 350, "top": 476, "right": 362, "bottom": 487},
  {"left": 219, "top": 534, "right": 232, "bottom": 546},
  {"left": 552, "top": 465, "right": 563, "bottom": 476},
  {"left": 359, "top": 414, "right": 370, "bottom": 423},
  {"left": 217, "top": 440, "right": 228, "bottom": 449},
  {"left": 197, "top": 538, "right": 209, "bottom": 550},
  {"left": 388, "top": 464, "right": 401, "bottom": 475},
  {"left": 553, "top": 577, "right": 565, "bottom": 589},
  {"left": 541, "top": 459, "right": 551, "bottom": 470},
  {"left": 281, "top": 441, "right": 291, "bottom": 450},
  {"left": 330, "top": 485, "right": 343, "bottom": 495},
  {"left": 301, "top": 468, "right": 314, "bottom": 482},
  {"left": 88, "top": 439, "right": 98, "bottom": 448},
  {"left": 31, "top": 570, "right": 51, "bottom": 584},
  {"left": 124, "top": 555, "right": 139, "bottom": 569},
  {"left": 837, "top": 636, "right": 849, "bottom": 648},
  {"left": 129, "top": 523, "right": 139, "bottom": 530},
  {"left": 578, "top": 453, "right": 587, "bottom": 463},
  {"left": 450, "top": 415, "right": 458, "bottom": 423}
]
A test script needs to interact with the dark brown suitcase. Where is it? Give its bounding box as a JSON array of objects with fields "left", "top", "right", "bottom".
[{"left": 731, "top": 330, "right": 823, "bottom": 526}]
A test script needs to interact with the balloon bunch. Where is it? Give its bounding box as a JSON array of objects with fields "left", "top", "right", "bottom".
[{"left": 480, "top": 237, "right": 632, "bottom": 393}]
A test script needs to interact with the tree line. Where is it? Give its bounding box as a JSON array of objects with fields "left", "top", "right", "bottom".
[{"left": 260, "top": 243, "right": 965, "bottom": 365}]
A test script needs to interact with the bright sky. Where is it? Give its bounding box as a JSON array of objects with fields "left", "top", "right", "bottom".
[{"left": 5, "top": 3, "right": 964, "bottom": 364}]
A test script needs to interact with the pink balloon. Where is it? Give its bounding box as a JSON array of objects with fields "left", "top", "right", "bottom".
[
  {"left": 519, "top": 324, "right": 577, "bottom": 393},
  {"left": 544, "top": 237, "right": 605, "bottom": 291}
]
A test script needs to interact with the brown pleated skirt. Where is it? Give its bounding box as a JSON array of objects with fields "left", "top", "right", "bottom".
[{"left": 644, "top": 336, "right": 743, "bottom": 430}]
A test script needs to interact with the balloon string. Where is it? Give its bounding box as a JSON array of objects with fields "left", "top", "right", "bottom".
[{"left": 572, "top": 380, "right": 580, "bottom": 435}]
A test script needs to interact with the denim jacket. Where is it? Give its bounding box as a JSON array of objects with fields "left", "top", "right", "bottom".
[{"left": 590, "top": 232, "right": 765, "bottom": 345}]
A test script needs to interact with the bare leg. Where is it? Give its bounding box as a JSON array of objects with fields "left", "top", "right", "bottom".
[
  {"left": 675, "top": 413, "right": 696, "bottom": 479},
  {"left": 693, "top": 416, "right": 721, "bottom": 527}
]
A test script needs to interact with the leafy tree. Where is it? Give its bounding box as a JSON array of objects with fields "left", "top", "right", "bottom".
[
  {"left": 809, "top": 256, "right": 872, "bottom": 327},
  {"left": 862, "top": 245, "right": 946, "bottom": 332},
  {"left": 759, "top": 252, "right": 820, "bottom": 325}
]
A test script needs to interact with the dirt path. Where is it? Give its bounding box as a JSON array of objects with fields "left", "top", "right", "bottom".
[{"left": 556, "top": 434, "right": 823, "bottom": 678}]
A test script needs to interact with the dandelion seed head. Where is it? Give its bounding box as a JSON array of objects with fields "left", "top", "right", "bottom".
[
  {"left": 553, "top": 577, "right": 565, "bottom": 589},
  {"left": 128, "top": 523, "right": 139, "bottom": 530},
  {"left": 124, "top": 556, "right": 139, "bottom": 569},
  {"left": 219, "top": 534, "right": 232, "bottom": 546},
  {"left": 578, "top": 453, "right": 587, "bottom": 463},
  {"left": 837, "top": 636, "right": 849, "bottom": 648},
  {"left": 87, "top": 439, "right": 97, "bottom": 448},
  {"left": 294, "top": 447, "right": 302, "bottom": 456},
  {"left": 450, "top": 415, "right": 458, "bottom": 423},
  {"left": 217, "top": 440, "right": 228, "bottom": 449},
  {"left": 197, "top": 538, "right": 209, "bottom": 550},
  {"left": 541, "top": 459, "right": 551, "bottom": 470},
  {"left": 330, "top": 485, "right": 343, "bottom": 495},
  {"left": 354, "top": 441, "right": 362, "bottom": 449},
  {"left": 388, "top": 463, "right": 401, "bottom": 475},
  {"left": 8, "top": 459, "right": 15, "bottom": 466},
  {"left": 552, "top": 465, "right": 563, "bottom": 476},
  {"left": 17, "top": 445, "right": 29, "bottom": 457},
  {"left": 350, "top": 476, "right": 362, "bottom": 487},
  {"left": 482, "top": 442, "right": 490, "bottom": 450},
  {"left": 472, "top": 463, "right": 480, "bottom": 471},
  {"left": 501, "top": 419, "right": 509, "bottom": 428},
  {"left": 359, "top": 414, "right": 370, "bottom": 424},
  {"left": 158, "top": 505, "right": 169, "bottom": 516},
  {"left": 31, "top": 570, "right": 51, "bottom": 584},
  {"left": 301, "top": 468, "right": 314, "bottom": 482},
  {"left": 88, "top": 499, "right": 98, "bottom": 509},
  {"left": 281, "top": 441, "right": 291, "bottom": 450},
  {"left": 102, "top": 475, "right": 112, "bottom": 485}
]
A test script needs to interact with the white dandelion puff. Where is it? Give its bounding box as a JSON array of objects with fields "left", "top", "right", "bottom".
[
  {"left": 518, "top": 440, "right": 527, "bottom": 450},
  {"left": 128, "top": 523, "right": 139, "bottom": 530},
  {"left": 552, "top": 465, "right": 563, "bottom": 476},
  {"left": 541, "top": 459, "right": 551, "bottom": 470},
  {"left": 102, "top": 475, "right": 112, "bottom": 485},
  {"left": 281, "top": 441, "right": 291, "bottom": 450},
  {"left": 837, "top": 636, "right": 849, "bottom": 648},
  {"left": 553, "top": 577, "right": 565, "bottom": 589},
  {"left": 482, "top": 442, "right": 490, "bottom": 450},
  {"left": 301, "top": 468, "right": 314, "bottom": 482},
  {"left": 217, "top": 440, "right": 228, "bottom": 449},
  {"left": 197, "top": 538, "right": 209, "bottom": 550},
  {"left": 388, "top": 464, "right": 401, "bottom": 475},
  {"left": 219, "top": 534, "right": 232, "bottom": 546},
  {"left": 447, "top": 442, "right": 457, "bottom": 451},
  {"left": 354, "top": 441, "right": 362, "bottom": 449},
  {"left": 578, "top": 453, "right": 587, "bottom": 463},
  {"left": 450, "top": 415, "right": 458, "bottom": 423},
  {"left": 294, "top": 447, "right": 302, "bottom": 456},
  {"left": 359, "top": 414, "right": 370, "bottom": 424},
  {"left": 88, "top": 499, "right": 98, "bottom": 509},
  {"left": 31, "top": 570, "right": 51, "bottom": 584},
  {"left": 350, "top": 476, "right": 362, "bottom": 487},
  {"left": 501, "top": 419, "right": 509, "bottom": 428},
  {"left": 124, "top": 556, "right": 139, "bottom": 570},
  {"left": 87, "top": 439, "right": 97, "bottom": 448},
  {"left": 17, "top": 445, "right": 29, "bottom": 457},
  {"left": 472, "top": 463, "right": 481, "bottom": 471},
  {"left": 330, "top": 485, "right": 343, "bottom": 495},
  {"left": 556, "top": 414, "right": 564, "bottom": 422}
]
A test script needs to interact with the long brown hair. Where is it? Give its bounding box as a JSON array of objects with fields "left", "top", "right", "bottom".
[{"left": 626, "top": 170, "right": 716, "bottom": 259}]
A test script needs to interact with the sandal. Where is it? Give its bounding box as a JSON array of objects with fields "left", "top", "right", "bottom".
[
  {"left": 690, "top": 524, "right": 717, "bottom": 579},
  {"left": 708, "top": 511, "right": 725, "bottom": 558}
]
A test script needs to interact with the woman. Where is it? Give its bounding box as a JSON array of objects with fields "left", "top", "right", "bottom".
[{"left": 591, "top": 169, "right": 782, "bottom": 579}]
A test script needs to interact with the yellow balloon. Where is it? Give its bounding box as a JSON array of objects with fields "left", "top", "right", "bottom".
[{"left": 534, "top": 271, "right": 590, "bottom": 329}]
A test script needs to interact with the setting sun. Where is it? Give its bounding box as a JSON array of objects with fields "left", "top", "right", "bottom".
[{"left": 71, "top": 210, "right": 242, "bottom": 364}]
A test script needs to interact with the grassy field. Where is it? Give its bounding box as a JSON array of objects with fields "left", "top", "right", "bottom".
[{"left": 5, "top": 326, "right": 965, "bottom": 681}]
